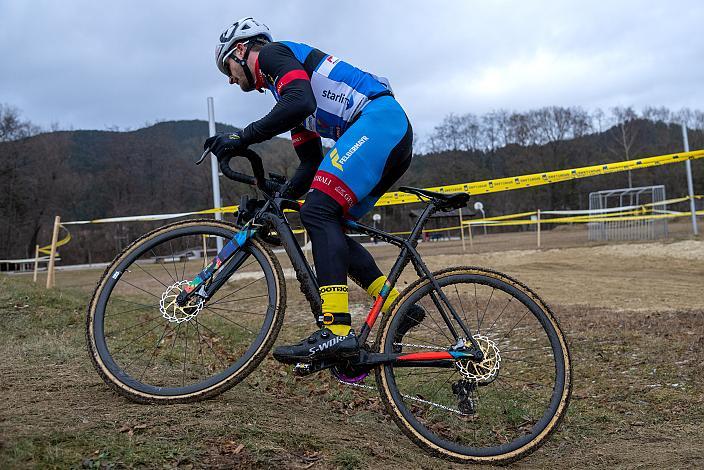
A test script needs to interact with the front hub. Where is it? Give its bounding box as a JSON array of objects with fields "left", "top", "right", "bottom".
[{"left": 159, "top": 280, "right": 205, "bottom": 323}]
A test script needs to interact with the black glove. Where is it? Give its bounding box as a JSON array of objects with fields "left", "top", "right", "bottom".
[{"left": 204, "top": 130, "right": 246, "bottom": 160}]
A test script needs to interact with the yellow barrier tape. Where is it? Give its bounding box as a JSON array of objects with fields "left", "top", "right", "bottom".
[
  {"left": 37, "top": 225, "right": 72, "bottom": 255},
  {"left": 462, "top": 209, "right": 703, "bottom": 227},
  {"left": 374, "top": 149, "right": 704, "bottom": 207}
]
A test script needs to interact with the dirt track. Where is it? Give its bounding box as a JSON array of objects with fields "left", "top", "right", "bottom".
[{"left": 1, "top": 226, "right": 703, "bottom": 468}]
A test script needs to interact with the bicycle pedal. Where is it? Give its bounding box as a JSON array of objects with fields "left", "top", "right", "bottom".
[
  {"left": 293, "top": 362, "right": 313, "bottom": 376},
  {"left": 293, "top": 360, "right": 335, "bottom": 376}
]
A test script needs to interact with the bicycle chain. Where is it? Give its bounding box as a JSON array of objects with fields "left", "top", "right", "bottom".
[{"left": 335, "top": 344, "right": 466, "bottom": 416}]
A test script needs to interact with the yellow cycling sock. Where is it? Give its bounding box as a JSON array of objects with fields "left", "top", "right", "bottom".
[
  {"left": 319, "top": 285, "right": 351, "bottom": 336},
  {"left": 367, "top": 275, "right": 399, "bottom": 313}
]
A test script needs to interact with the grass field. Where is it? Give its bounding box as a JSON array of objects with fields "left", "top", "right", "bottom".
[{"left": 1, "top": 226, "right": 703, "bottom": 468}]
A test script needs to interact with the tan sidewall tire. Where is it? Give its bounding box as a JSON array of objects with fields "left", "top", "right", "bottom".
[
  {"left": 374, "top": 266, "right": 572, "bottom": 464},
  {"left": 86, "top": 219, "right": 286, "bottom": 404}
]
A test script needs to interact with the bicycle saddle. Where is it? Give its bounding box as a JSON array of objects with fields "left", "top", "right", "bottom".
[{"left": 398, "top": 186, "right": 470, "bottom": 211}]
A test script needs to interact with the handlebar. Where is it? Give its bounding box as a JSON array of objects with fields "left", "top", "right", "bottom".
[
  {"left": 200, "top": 147, "right": 284, "bottom": 195},
  {"left": 219, "top": 148, "right": 266, "bottom": 189}
]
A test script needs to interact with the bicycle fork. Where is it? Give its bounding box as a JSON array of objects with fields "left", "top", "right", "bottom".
[{"left": 176, "top": 221, "right": 258, "bottom": 306}]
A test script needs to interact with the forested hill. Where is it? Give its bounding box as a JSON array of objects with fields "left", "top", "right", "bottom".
[{"left": 1, "top": 116, "right": 702, "bottom": 262}]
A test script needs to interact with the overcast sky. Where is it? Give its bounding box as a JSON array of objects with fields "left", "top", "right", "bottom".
[{"left": 1, "top": 0, "right": 702, "bottom": 140}]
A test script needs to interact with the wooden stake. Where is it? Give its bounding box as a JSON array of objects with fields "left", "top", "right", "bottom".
[
  {"left": 33, "top": 244, "right": 40, "bottom": 283},
  {"left": 46, "top": 216, "right": 61, "bottom": 289},
  {"left": 537, "top": 209, "right": 542, "bottom": 249}
]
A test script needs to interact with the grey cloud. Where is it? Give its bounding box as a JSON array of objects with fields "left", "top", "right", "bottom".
[{"left": 0, "top": 0, "right": 702, "bottom": 139}]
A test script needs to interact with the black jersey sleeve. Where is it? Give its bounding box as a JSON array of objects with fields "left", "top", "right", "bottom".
[
  {"left": 286, "top": 125, "right": 323, "bottom": 199},
  {"left": 240, "top": 43, "right": 317, "bottom": 146}
]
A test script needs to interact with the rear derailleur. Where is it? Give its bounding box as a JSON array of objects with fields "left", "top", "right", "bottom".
[{"left": 452, "top": 379, "right": 478, "bottom": 415}]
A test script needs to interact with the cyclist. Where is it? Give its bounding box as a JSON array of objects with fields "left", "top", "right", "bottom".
[{"left": 205, "top": 17, "right": 424, "bottom": 364}]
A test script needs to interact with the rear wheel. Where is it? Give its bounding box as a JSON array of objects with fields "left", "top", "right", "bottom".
[
  {"left": 87, "top": 219, "right": 285, "bottom": 403},
  {"left": 375, "top": 267, "right": 571, "bottom": 464}
]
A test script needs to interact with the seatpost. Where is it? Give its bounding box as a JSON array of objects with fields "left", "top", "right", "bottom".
[{"left": 407, "top": 203, "right": 437, "bottom": 245}]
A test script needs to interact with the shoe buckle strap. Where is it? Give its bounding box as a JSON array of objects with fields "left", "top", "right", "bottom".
[{"left": 318, "top": 312, "right": 351, "bottom": 326}]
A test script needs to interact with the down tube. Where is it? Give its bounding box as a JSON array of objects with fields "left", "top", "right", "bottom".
[{"left": 262, "top": 213, "right": 322, "bottom": 322}]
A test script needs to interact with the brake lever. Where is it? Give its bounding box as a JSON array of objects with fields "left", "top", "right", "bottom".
[{"left": 195, "top": 148, "right": 210, "bottom": 165}]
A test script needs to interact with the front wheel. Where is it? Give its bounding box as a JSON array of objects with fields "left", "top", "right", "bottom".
[
  {"left": 375, "top": 267, "right": 571, "bottom": 464},
  {"left": 86, "top": 219, "right": 286, "bottom": 403}
]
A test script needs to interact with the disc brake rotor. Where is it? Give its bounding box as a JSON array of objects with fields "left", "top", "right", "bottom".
[
  {"left": 159, "top": 280, "right": 204, "bottom": 324},
  {"left": 455, "top": 334, "right": 501, "bottom": 384}
]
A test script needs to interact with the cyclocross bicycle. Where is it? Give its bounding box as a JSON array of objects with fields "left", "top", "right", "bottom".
[{"left": 87, "top": 149, "right": 572, "bottom": 464}]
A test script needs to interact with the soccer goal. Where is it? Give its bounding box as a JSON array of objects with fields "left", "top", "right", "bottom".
[{"left": 588, "top": 185, "right": 668, "bottom": 241}]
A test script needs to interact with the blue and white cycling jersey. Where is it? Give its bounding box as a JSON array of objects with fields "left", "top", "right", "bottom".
[{"left": 270, "top": 41, "right": 393, "bottom": 140}]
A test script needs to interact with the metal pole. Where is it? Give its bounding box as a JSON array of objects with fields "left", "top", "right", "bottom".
[
  {"left": 537, "top": 209, "right": 541, "bottom": 248},
  {"left": 459, "top": 208, "right": 466, "bottom": 252},
  {"left": 207, "top": 97, "right": 224, "bottom": 252},
  {"left": 46, "top": 216, "right": 61, "bottom": 289},
  {"left": 681, "top": 123, "right": 699, "bottom": 235},
  {"left": 480, "top": 209, "right": 487, "bottom": 235},
  {"left": 468, "top": 221, "right": 474, "bottom": 249},
  {"left": 33, "top": 244, "right": 39, "bottom": 283}
]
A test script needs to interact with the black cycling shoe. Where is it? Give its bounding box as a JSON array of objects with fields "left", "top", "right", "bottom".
[
  {"left": 273, "top": 328, "right": 359, "bottom": 364},
  {"left": 393, "top": 304, "right": 426, "bottom": 353}
]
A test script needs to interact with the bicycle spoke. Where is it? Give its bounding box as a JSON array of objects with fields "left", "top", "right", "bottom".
[
  {"left": 474, "top": 283, "right": 481, "bottom": 330},
  {"left": 117, "top": 277, "right": 162, "bottom": 300},
  {"left": 168, "top": 240, "right": 180, "bottom": 281},
  {"left": 138, "top": 323, "right": 171, "bottom": 382},
  {"left": 398, "top": 334, "right": 445, "bottom": 349},
  {"left": 500, "top": 355, "right": 551, "bottom": 367},
  {"left": 194, "top": 319, "right": 230, "bottom": 370},
  {"left": 453, "top": 284, "right": 471, "bottom": 333},
  {"left": 484, "top": 297, "right": 513, "bottom": 336},
  {"left": 502, "top": 310, "right": 531, "bottom": 339},
  {"left": 108, "top": 297, "right": 155, "bottom": 309},
  {"left": 150, "top": 249, "right": 177, "bottom": 284},
  {"left": 426, "top": 369, "right": 458, "bottom": 403},
  {"left": 207, "top": 275, "right": 266, "bottom": 306},
  {"left": 104, "top": 303, "right": 154, "bottom": 318},
  {"left": 112, "top": 321, "right": 165, "bottom": 354},
  {"left": 182, "top": 322, "right": 189, "bottom": 387},
  {"left": 202, "top": 306, "right": 256, "bottom": 336},
  {"left": 477, "top": 287, "right": 495, "bottom": 334},
  {"left": 88, "top": 223, "right": 286, "bottom": 402},
  {"left": 396, "top": 368, "right": 455, "bottom": 379},
  {"left": 133, "top": 262, "right": 170, "bottom": 289},
  {"left": 203, "top": 305, "right": 267, "bottom": 316},
  {"left": 208, "top": 294, "right": 269, "bottom": 306},
  {"left": 418, "top": 298, "right": 453, "bottom": 343},
  {"left": 106, "top": 314, "right": 161, "bottom": 337},
  {"left": 380, "top": 271, "right": 568, "bottom": 459}
]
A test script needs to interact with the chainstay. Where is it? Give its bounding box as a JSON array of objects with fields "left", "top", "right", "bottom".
[{"left": 335, "top": 372, "right": 465, "bottom": 415}]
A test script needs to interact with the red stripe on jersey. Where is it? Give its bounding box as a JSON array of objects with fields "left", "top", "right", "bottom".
[
  {"left": 291, "top": 129, "right": 320, "bottom": 147},
  {"left": 276, "top": 69, "right": 309, "bottom": 95},
  {"left": 310, "top": 170, "right": 358, "bottom": 212},
  {"left": 253, "top": 57, "right": 265, "bottom": 91}
]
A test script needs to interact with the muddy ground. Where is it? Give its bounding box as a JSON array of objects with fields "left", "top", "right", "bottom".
[{"left": 1, "top": 226, "right": 703, "bottom": 468}]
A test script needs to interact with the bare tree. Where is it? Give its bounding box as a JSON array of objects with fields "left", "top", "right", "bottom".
[
  {"left": 609, "top": 106, "right": 641, "bottom": 188},
  {"left": 0, "top": 104, "right": 40, "bottom": 142},
  {"left": 642, "top": 106, "right": 672, "bottom": 124}
]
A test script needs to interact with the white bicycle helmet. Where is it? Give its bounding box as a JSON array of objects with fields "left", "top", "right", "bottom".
[{"left": 215, "top": 17, "right": 272, "bottom": 77}]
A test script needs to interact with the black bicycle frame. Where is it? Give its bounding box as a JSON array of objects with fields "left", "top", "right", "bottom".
[
  {"left": 253, "top": 196, "right": 482, "bottom": 354},
  {"left": 178, "top": 190, "right": 482, "bottom": 367}
]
